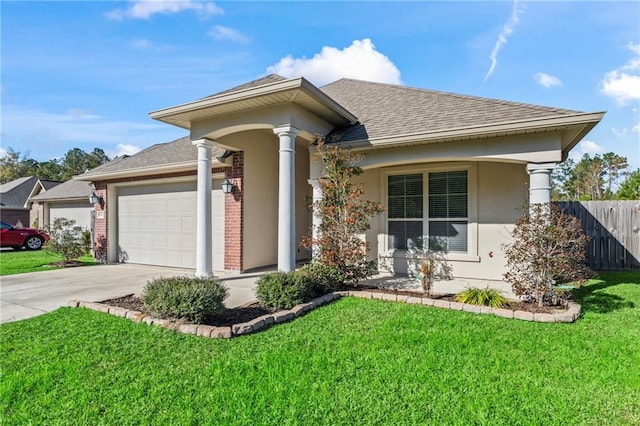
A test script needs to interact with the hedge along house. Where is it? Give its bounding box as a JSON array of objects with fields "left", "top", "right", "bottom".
[{"left": 77, "top": 75, "right": 603, "bottom": 286}]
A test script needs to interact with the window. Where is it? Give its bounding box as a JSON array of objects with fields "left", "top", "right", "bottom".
[
  {"left": 387, "top": 170, "right": 468, "bottom": 253},
  {"left": 428, "top": 171, "right": 468, "bottom": 252},
  {"left": 387, "top": 174, "right": 423, "bottom": 249}
]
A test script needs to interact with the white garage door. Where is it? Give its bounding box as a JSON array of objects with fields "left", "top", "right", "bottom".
[
  {"left": 49, "top": 202, "right": 93, "bottom": 230},
  {"left": 117, "top": 181, "right": 224, "bottom": 270}
]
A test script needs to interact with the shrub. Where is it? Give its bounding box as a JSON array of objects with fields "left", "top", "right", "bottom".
[
  {"left": 503, "top": 203, "right": 593, "bottom": 306},
  {"left": 142, "top": 276, "right": 228, "bottom": 323},
  {"left": 455, "top": 287, "right": 509, "bottom": 308},
  {"left": 296, "top": 263, "right": 344, "bottom": 296},
  {"left": 302, "top": 138, "right": 385, "bottom": 283},
  {"left": 255, "top": 272, "right": 314, "bottom": 310},
  {"left": 45, "top": 217, "right": 86, "bottom": 262}
]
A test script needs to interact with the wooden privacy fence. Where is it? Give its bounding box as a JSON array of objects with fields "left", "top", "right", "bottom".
[{"left": 555, "top": 201, "right": 640, "bottom": 271}]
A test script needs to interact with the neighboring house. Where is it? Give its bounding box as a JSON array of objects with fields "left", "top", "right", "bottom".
[
  {"left": 78, "top": 75, "right": 603, "bottom": 288},
  {"left": 27, "top": 179, "right": 63, "bottom": 228},
  {"left": 0, "top": 176, "right": 60, "bottom": 227},
  {"left": 29, "top": 179, "right": 94, "bottom": 231}
]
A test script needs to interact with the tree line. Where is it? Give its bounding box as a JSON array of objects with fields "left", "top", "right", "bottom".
[
  {"left": 0, "top": 147, "right": 110, "bottom": 184},
  {"left": 552, "top": 152, "right": 639, "bottom": 201}
]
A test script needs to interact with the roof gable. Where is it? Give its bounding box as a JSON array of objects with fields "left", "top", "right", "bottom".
[
  {"left": 0, "top": 176, "right": 39, "bottom": 208},
  {"left": 30, "top": 179, "right": 92, "bottom": 202}
]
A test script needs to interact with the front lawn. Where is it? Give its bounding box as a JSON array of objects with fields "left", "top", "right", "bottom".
[
  {"left": 0, "top": 249, "right": 97, "bottom": 276},
  {"left": 1, "top": 272, "right": 639, "bottom": 425}
]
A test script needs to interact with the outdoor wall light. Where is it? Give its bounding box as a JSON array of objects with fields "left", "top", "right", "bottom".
[
  {"left": 221, "top": 179, "right": 236, "bottom": 194},
  {"left": 88, "top": 192, "right": 104, "bottom": 207}
]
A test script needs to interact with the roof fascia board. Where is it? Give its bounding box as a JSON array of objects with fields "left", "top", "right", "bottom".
[
  {"left": 75, "top": 161, "right": 230, "bottom": 182},
  {"left": 31, "top": 196, "right": 89, "bottom": 203},
  {"left": 150, "top": 77, "right": 357, "bottom": 125},
  {"left": 340, "top": 112, "right": 605, "bottom": 151}
]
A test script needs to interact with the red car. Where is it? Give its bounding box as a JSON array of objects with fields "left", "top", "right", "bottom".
[{"left": 0, "top": 221, "right": 50, "bottom": 250}]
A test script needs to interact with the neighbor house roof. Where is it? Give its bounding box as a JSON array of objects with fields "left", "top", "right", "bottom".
[
  {"left": 30, "top": 179, "right": 93, "bottom": 202},
  {"left": 319, "top": 78, "right": 604, "bottom": 151},
  {"left": 77, "top": 136, "right": 229, "bottom": 181},
  {"left": 0, "top": 176, "right": 39, "bottom": 209}
]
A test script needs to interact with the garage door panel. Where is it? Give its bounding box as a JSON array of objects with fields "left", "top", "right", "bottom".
[
  {"left": 49, "top": 202, "right": 93, "bottom": 230},
  {"left": 117, "top": 180, "right": 224, "bottom": 270}
]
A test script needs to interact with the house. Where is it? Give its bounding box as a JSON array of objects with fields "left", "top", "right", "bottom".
[
  {"left": 77, "top": 75, "right": 603, "bottom": 287},
  {"left": 29, "top": 179, "right": 94, "bottom": 231},
  {"left": 0, "top": 176, "right": 60, "bottom": 227}
]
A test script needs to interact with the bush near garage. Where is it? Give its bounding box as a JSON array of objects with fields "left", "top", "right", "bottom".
[
  {"left": 255, "top": 272, "right": 315, "bottom": 311},
  {"left": 296, "top": 263, "right": 344, "bottom": 296},
  {"left": 45, "top": 217, "right": 87, "bottom": 262},
  {"left": 142, "top": 276, "right": 229, "bottom": 323}
]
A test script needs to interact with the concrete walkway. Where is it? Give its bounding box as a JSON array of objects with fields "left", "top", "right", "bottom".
[{"left": 0, "top": 264, "right": 260, "bottom": 324}]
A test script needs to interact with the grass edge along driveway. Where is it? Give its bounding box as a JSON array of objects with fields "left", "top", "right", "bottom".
[
  {"left": 0, "top": 250, "right": 96, "bottom": 276},
  {"left": 1, "top": 271, "right": 639, "bottom": 425}
]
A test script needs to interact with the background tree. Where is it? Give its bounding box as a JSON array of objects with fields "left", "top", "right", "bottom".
[
  {"left": 552, "top": 152, "right": 630, "bottom": 201},
  {"left": 36, "top": 160, "right": 64, "bottom": 181},
  {"left": 0, "top": 146, "right": 110, "bottom": 183},
  {"left": 0, "top": 148, "right": 39, "bottom": 183},
  {"left": 60, "top": 148, "right": 109, "bottom": 180},
  {"left": 616, "top": 169, "right": 640, "bottom": 200},
  {"left": 302, "top": 139, "right": 385, "bottom": 283}
]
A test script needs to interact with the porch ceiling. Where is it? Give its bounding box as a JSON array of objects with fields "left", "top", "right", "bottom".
[{"left": 149, "top": 77, "right": 357, "bottom": 130}]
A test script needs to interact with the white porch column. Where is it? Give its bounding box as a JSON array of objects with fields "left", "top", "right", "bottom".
[
  {"left": 307, "top": 178, "right": 323, "bottom": 260},
  {"left": 274, "top": 125, "right": 300, "bottom": 272},
  {"left": 527, "top": 162, "right": 556, "bottom": 204},
  {"left": 193, "top": 138, "right": 215, "bottom": 277}
]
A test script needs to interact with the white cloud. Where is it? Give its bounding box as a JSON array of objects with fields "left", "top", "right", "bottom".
[
  {"left": 534, "top": 72, "right": 562, "bottom": 88},
  {"left": 110, "top": 144, "right": 142, "bottom": 157},
  {"left": 601, "top": 41, "right": 640, "bottom": 104},
  {"left": 106, "top": 0, "right": 223, "bottom": 21},
  {"left": 611, "top": 127, "right": 628, "bottom": 137},
  {"left": 267, "top": 39, "right": 402, "bottom": 86},
  {"left": 0, "top": 147, "right": 7, "bottom": 158},
  {"left": 632, "top": 124, "right": 640, "bottom": 133},
  {"left": 569, "top": 140, "right": 604, "bottom": 161},
  {"left": 129, "top": 39, "right": 153, "bottom": 49},
  {"left": 208, "top": 26, "right": 249, "bottom": 43},
  {"left": 483, "top": 0, "right": 525, "bottom": 82}
]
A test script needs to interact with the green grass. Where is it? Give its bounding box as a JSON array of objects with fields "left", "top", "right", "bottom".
[
  {"left": 1, "top": 272, "right": 639, "bottom": 425},
  {"left": 0, "top": 249, "right": 97, "bottom": 275}
]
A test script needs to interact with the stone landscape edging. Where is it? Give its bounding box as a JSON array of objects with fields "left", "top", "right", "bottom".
[{"left": 68, "top": 290, "right": 581, "bottom": 339}]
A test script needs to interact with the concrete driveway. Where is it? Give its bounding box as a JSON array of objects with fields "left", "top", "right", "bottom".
[{"left": 0, "top": 264, "right": 260, "bottom": 324}]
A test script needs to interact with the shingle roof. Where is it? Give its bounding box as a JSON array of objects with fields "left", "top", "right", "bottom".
[
  {"left": 30, "top": 179, "right": 92, "bottom": 201},
  {"left": 0, "top": 176, "right": 39, "bottom": 208},
  {"left": 320, "top": 79, "right": 585, "bottom": 142},
  {"left": 40, "top": 180, "right": 61, "bottom": 190},
  {"left": 201, "top": 74, "right": 288, "bottom": 99},
  {"left": 81, "top": 136, "right": 227, "bottom": 178}
]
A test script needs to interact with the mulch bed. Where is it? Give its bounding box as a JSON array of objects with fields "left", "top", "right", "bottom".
[
  {"left": 102, "top": 285, "right": 568, "bottom": 327},
  {"left": 101, "top": 295, "right": 272, "bottom": 327}
]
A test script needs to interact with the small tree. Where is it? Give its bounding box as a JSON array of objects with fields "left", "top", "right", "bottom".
[
  {"left": 302, "top": 138, "right": 385, "bottom": 283},
  {"left": 502, "top": 204, "right": 592, "bottom": 306},
  {"left": 45, "top": 218, "right": 88, "bottom": 262}
]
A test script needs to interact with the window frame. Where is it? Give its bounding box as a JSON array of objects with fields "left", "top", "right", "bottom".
[{"left": 382, "top": 162, "right": 479, "bottom": 262}]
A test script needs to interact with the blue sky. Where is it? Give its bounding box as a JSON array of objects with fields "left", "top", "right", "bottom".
[{"left": 2, "top": 1, "right": 639, "bottom": 171}]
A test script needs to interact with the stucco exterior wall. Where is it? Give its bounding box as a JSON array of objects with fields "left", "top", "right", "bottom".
[
  {"left": 220, "top": 131, "right": 278, "bottom": 270},
  {"left": 220, "top": 130, "right": 312, "bottom": 270},
  {"left": 367, "top": 160, "right": 527, "bottom": 282}
]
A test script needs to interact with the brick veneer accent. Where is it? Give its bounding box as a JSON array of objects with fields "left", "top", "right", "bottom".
[
  {"left": 224, "top": 152, "right": 244, "bottom": 270},
  {"left": 92, "top": 183, "right": 108, "bottom": 263},
  {"left": 91, "top": 163, "right": 242, "bottom": 270}
]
